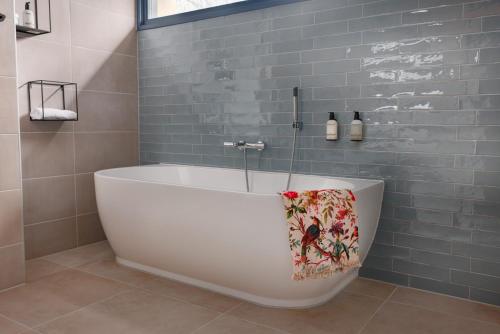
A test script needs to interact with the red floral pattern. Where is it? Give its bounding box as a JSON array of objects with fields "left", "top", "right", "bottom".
[{"left": 281, "top": 189, "right": 360, "bottom": 280}]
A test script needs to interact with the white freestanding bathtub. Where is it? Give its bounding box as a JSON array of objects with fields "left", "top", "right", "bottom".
[{"left": 95, "top": 164, "right": 384, "bottom": 308}]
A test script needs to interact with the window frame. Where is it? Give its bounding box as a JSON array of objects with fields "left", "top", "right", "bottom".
[{"left": 137, "top": 0, "right": 306, "bottom": 30}]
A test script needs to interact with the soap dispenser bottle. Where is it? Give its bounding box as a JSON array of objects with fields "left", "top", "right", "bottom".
[
  {"left": 326, "top": 112, "right": 338, "bottom": 141},
  {"left": 350, "top": 111, "right": 363, "bottom": 141},
  {"left": 23, "top": 2, "right": 35, "bottom": 28}
]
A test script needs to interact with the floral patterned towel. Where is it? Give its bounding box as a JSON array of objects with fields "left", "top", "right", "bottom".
[{"left": 281, "top": 189, "right": 360, "bottom": 281}]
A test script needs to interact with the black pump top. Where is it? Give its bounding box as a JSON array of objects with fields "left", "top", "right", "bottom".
[
  {"left": 354, "top": 111, "right": 361, "bottom": 120},
  {"left": 329, "top": 112, "right": 336, "bottom": 121},
  {"left": 25, "top": 1, "right": 30, "bottom": 10},
  {"left": 293, "top": 87, "right": 299, "bottom": 97}
]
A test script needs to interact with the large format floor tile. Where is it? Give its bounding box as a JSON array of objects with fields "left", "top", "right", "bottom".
[
  {"left": 1, "top": 241, "right": 500, "bottom": 334},
  {"left": 78, "top": 258, "right": 242, "bottom": 313},
  {"left": 360, "top": 301, "right": 500, "bottom": 334},
  {"left": 344, "top": 277, "right": 396, "bottom": 299},
  {"left": 78, "top": 259, "right": 158, "bottom": 286},
  {"left": 0, "top": 314, "right": 30, "bottom": 334},
  {"left": 390, "top": 287, "right": 500, "bottom": 326},
  {"left": 192, "top": 315, "right": 286, "bottom": 334},
  {"left": 25, "top": 258, "right": 67, "bottom": 282},
  {"left": 0, "top": 269, "right": 129, "bottom": 327},
  {"left": 36, "top": 289, "right": 219, "bottom": 334},
  {"left": 228, "top": 291, "right": 384, "bottom": 334},
  {"left": 42, "top": 240, "right": 113, "bottom": 267},
  {"left": 136, "top": 276, "right": 242, "bottom": 313}
]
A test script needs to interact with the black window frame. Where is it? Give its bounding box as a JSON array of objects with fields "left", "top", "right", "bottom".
[{"left": 137, "top": 0, "right": 306, "bottom": 30}]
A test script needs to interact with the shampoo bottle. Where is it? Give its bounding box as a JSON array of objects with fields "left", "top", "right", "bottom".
[
  {"left": 326, "top": 112, "right": 338, "bottom": 141},
  {"left": 23, "top": 2, "right": 35, "bottom": 29},
  {"left": 350, "top": 111, "right": 363, "bottom": 141}
]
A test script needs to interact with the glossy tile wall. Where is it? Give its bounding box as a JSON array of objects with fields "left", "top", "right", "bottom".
[
  {"left": 17, "top": 0, "right": 138, "bottom": 259},
  {"left": 0, "top": 0, "right": 25, "bottom": 289},
  {"left": 139, "top": 0, "right": 500, "bottom": 305}
]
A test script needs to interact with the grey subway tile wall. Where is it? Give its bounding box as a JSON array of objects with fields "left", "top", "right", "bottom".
[{"left": 139, "top": 0, "right": 500, "bottom": 305}]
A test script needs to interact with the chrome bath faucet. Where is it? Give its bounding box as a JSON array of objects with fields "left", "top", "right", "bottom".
[{"left": 223, "top": 140, "right": 265, "bottom": 151}]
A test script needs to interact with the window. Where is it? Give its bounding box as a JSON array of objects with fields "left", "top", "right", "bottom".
[{"left": 138, "top": 0, "right": 306, "bottom": 30}]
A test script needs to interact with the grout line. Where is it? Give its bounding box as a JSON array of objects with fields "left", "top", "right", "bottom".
[
  {"left": 0, "top": 242, "right": 24, "bottom": 251},
  {"left": 0, "top": 312, "right": 34, "bottom": 333},
  {"left": 32, "top": 289, "right": 132, "bottom": 330},
  {"left": 389, "top": 298, "right": 500, "bottom": 328},
  {"left": 356, "top": 286, "right": 398, "bottom": 334},
  {"left": 188, "top": 302, "right": 244, "bottom": 334}
]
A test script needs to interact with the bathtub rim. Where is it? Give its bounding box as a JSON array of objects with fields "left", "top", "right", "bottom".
[
  {"left": 116, "top": 256, "right": 359, "bottom": 309},
  {"left": 95, "top": 163, "right": 384, "bottom": 196}
]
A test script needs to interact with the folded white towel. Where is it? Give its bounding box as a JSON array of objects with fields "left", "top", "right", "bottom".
[{"left": 30, "top": 107, "right": 77, "bottom": 121}]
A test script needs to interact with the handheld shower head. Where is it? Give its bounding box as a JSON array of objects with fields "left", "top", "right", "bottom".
[{"left": 292, "top": 87, "right": 302, "bottom": 130}]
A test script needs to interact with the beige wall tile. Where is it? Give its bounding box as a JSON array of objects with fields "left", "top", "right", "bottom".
[
  {"left": 75, "top": 132, "right": 138, "bottom": 173},
  {"left": 0, "top": 134, "right": 21, "bottom": 191},
  {"left": 14, "top": 0, "right": 138, "bottom": 261},
  {"left": 21, "top": 132, "right": 75, "bottom": 178},
  {"left": 16, "top": 39, "right": 72, "bottom": 84},
  {"left": 75, "top": 91, "right": 138, "bottom": 132},
  {"left": 0, "top": 7, "right": 16, "bottom": 77},
  {"left": 71, "top": 1, "right": 136, "bottom": 56},
  {"left": 0, "top": 244, "right": 25, "bottom": 290},
  {"left": 76, "top": 173, "right": 97, "bottom": 214},
  {"left": 77, "top": 213, "right": 106, "bottom": 246},
  {"left": 0, "top": 190, "right": 22, "bottom": 247},
  {"left": 0, "top": 0, "right": 13, "bottom": 16},
  {"left": 23, "top": 175, "right": 76, "bottom": 225},
  {"left": 37, "top": 0, "right": 71, "bottom": 45},
  {"left": 24, "top": 217, "right": 77, "bottom": 259},
  {"left": 72, "top": 47, "right": 138, "bottom": 94},
  {"left": 0, "top": 77, "right": 19, "bottom": 134},
  {"left": 71, "top": 0, "right": 136, "bottom": 18}
]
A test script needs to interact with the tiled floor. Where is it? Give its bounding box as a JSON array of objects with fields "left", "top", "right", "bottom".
[{"left": 0, "top": 242, "right": 499, "bottom": 334}]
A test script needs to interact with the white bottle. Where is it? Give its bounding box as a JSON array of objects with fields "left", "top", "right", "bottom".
[
  {"left": 350, "top": 111, "right": 363, "bottom": 141},
  {"left": 23, "top": 2, "right": 35, "bottom": 29},
  {"left": 326, "top": 112, "right": 338, "bottom": 141}
]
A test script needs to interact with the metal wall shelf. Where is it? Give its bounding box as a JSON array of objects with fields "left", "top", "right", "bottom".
[
  {"left": 16, "top": 24, "right": 49, "bottom": 35},
  {"left": 15, "top": 0, "right": 51, "bottom": 36},
  {"left": 28, "top": 80, "right": 78, "bottom": 121}
]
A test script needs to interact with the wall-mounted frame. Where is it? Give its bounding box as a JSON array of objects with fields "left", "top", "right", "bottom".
[
  {"left": 137, "top": 0, "right": 306, "bottom": 31},
  {"left": 28, "top": 80, "right": 78, "bottom": 121},
  {"left": 16, "top": 0, "right": 51, "bottom": 35}
]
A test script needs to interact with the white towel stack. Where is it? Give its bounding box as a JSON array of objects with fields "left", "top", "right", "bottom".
[{"left": 30, "top": 107, "right": 77, "bottom": 120}]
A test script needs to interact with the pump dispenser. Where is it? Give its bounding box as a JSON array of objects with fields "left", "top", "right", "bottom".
[
  {"left": 350, "top": 111, "right": 363, "bottom": 141},
  {"left": 23, "top": 2, "right": 35, "bottom": 28},
  {"left": 326, "top": 112, "right": 338, "bottom": 141}
]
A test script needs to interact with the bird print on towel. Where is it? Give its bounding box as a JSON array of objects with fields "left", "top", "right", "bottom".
[
  {"left": 301, "top": 217, "right": 321, "bottom": 263},
  {"left": 281, "top": 189, "right": 360, "bottom": 280}
]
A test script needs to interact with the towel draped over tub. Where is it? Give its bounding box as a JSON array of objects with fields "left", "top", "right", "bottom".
[{"left": 281, "top": 189, "right": 360, "bottom": 281}]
